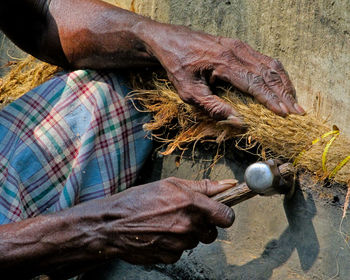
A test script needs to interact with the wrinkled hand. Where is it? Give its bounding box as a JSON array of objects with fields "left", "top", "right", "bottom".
[
  {"left": 70, "top": 177, "right": 236, "bottom": 265},
  {"left": 143, "top": 24, "right": 305, "bottom": 126}
]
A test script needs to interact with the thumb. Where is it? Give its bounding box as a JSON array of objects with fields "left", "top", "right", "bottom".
[
  {"left": 188, "top": 179, "right": 236, "bottom": 228},
  {"left": 170, "top": 178, "right": 237, "bottom": 228},
  {"left": 176, "top": 178, "right": 238, "bottom": 196}
]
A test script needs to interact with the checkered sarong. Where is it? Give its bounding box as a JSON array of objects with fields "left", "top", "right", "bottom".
[{"left": 0, "top": 70, "right": 152, "bottom": 224}]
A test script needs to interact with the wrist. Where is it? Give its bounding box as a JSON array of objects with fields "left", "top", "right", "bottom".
[
  {"left": 132, "top": 19, "right": 174, "bottom": 59},
  {"left": 0, "top": 211, "right": 94, "bottom": 277},
  {"left": 132, "top": 19, "right": 194, "bottom": 70}
]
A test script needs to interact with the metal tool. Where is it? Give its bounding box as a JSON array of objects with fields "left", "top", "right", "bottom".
[{"left": 212, "top": 159, "right": 296, "bottom": 207}]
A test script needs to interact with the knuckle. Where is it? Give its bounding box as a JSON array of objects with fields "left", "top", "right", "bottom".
[
  {"left": 282, "top": 89, "right": 296, "bottom": 101},
  {"left": 219, "top": 49, "right": 234, "bottom": 61},
  {"left": 246, "top": 73, "right": 264, "bottom": 96},
  {"left": 252, "top": 75, "right": 264, "bottom": 87},
  {"left": 269, "top": 92, "right": 280, "bottom": 101},
  {"left": 199, "top": 179, "right": 211, "bottom": 194},
  {"left": 163, "top": 176, "right": 180, "bottom": 187},
  {"left": 176, "top": 223, "right": 193, "bottom": 234},
  {"left": 164, "top": 176, "right": 177, "bottom": 183},
  {"left": 270, "top": 58, "right": 284, "bottom": 71},
  {"left": 183, "top": 193, "right": 196, "bottom": 209},
  {"left": 171, "top": 217, "right": 193, "bottom": 234},
  {"left": 217, "top": 35, "right": 225, "bottom": 44},
  {"left": 265, "top": 92, "right": 280, "bottom": 106},
  {"left": 247, "top": 73, "right": 263, "bottom": 86},
  {"left": 179, "top": 91, "right": 195, "bottom": 105},
  {"left": 231, "top": 39, "right": 246, "bottom": 50},
  {"left": 200, "top": 95, "right": 231, "bottom": 120},
  {"left": 161, "top": 177, "right": 186, "bottom": 195},
  {"left": 264, "top": 69, "right": 282, "bottom": 84},
  {"left": 287, "top": 86, "right": 297, "bottom": 98}
]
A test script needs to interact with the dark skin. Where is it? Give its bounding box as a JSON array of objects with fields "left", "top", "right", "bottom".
[
  {"left": 0, "top": 0, "right": 305, "bottom": 278},
  {"left": 0, "top": 178, "right": 236, "bottom": 278}
]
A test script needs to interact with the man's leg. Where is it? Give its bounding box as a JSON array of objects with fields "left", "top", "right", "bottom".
[{"left": 0, "top": 70, "right": 152, "bottom": 223}]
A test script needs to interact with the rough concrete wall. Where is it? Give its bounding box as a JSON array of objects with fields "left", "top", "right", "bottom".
[
  {"left": 112, "top": 0, "right": 350, "bottom": 136},
  {"left": 104, "top": 0, "right": 169, "bottom": 22},
  {"left": 0, "top": 33, "right": 26, "bottom": 77}
]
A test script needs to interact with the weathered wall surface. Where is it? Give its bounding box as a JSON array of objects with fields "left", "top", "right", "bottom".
[
  {"left": 109, "top": 0, "right": 350, "bottom": 136},
  {"left": 0, "top": 33, "right": 26, "bottom": 76},
  {"left": 105, "top": 0, "right": 169, "bottom": 22}
]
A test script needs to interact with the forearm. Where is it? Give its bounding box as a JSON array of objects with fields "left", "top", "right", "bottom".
[
  {"left": 0, "top": 178, "right": 235, "bottom": 278},
  {"left": 48, "top": 0, "right": 162, "bottom": 69},
  {"left": 0, "top": 210, "right": 106, "bottom": 279},
  {"left": 0, "top": 0, "right": 162, "bottom": 69}
]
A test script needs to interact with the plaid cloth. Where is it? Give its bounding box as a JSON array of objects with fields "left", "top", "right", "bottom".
[{"left": 0, "top": 70, "right": 152, "bottom": 224}]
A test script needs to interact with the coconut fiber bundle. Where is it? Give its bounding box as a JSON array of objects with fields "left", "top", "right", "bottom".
[{"left": 1, "top": 56, "right": 350, "bottom": 215}]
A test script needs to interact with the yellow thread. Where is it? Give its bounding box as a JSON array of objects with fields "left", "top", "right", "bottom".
[
  {"left": 322, "top": 133, "right": 339, "bottom": 172},
  {"left": 312, "top": 130, "right": 339, "bottom": 145},
  {"left": 329, "top": 155, "right": 350, "bottom": 178},
  {"left": 293, "top": 129, "right": 339, "bottom": 166},
  {"left": 293, "top": 150, "right": 305, "bottom": 166},
  {"left": 301, "top": 128, "right": 350, "bottom": 178}
]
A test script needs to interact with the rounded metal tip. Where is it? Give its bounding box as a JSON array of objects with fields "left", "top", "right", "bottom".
[{"left": 244, "top": 162, "right": 275, "bottom": 195}]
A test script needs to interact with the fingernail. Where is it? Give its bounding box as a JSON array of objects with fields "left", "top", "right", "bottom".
[
  {"left": 294, "top": 103, "right": 306, "bottom": 115},
  {"left": 221, "top": 206, "right": 235, "bottom": 226},
  {"left": 218, "top": 119, "right": 245, "bottom": 128},
  {"left": 225, "top": 115, "right": 245, "bottom": 127},
  {"left": 228, "top": 115, "right": 237, "bottom": 120},
  {"left": 227, "top": 208, "right": 235, "bottom": 224},
  {"left": 218, "top": 179, "right": 238, "bottom": 188},
  {"left": 279, "top": 102, "right": 289, "bottom": 116}
]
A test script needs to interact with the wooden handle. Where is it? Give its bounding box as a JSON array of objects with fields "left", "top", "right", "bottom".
[
  {"left": 212, "top": 163, "right": 295, "bottom": 207},
  {"left": 212, "top": 183, "right": 256, "bottom": 207}
]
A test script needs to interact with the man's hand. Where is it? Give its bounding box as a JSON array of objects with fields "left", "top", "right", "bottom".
[
  {"left": 0, "top": 0, "right": 304, "bottom": 126},
  {"left": 0, "top": 177, "right": 236, "bottom": 278},
  {"left": 138, "top": 24, "right": 305, "bottom": 126},
  {"left": 71, "top": 177, "right": 236, "bottom": 265}
]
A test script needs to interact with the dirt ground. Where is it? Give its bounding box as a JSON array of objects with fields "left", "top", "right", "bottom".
[{"left": 80, "top": 146, "right": 350, "bottom": 280}]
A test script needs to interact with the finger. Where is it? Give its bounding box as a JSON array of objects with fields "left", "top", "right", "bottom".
[
  {"left": 197, "top": 225, "right": 218, "bottom": 244},
  {"left": 269, "top": 59, "right": 296, "bottom": 97},
  {"left": 121, "top": 250, "right": 182, "bottom": 265},
  {"left": 157, "top": 234, "right": 200, "bottom": 251},
  {"left": 259, "top": 65, "right": 298, "bottom": 114},
  {"left": 175, "top": 81, "right": 244, "bottom": 125},
  {"left": 220, "top": 39, "right": 305, "bottom": 115},
  {"left": 219, "top": 38, "right": 273, "bottom": 70},
  {"left": 172, "top": 177, "right": 238, "bottom": 196},
  {"left": 196, "top": 193, "right": 235, "bottom": 228},
  {"left": 192, "top": 192, "right": 235, "bottom": 228},
  {"left": 158, "top": 251, "right": 183, "bottom": 264},
  {"left": 268, "top": 59, "right": 305, "bottom": 115},
  {"left": 167, "top": 178, "right": 235, "bottom": 228},
  {"left": 212, "top": 66, "right": 288, "bottom": 116}
]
